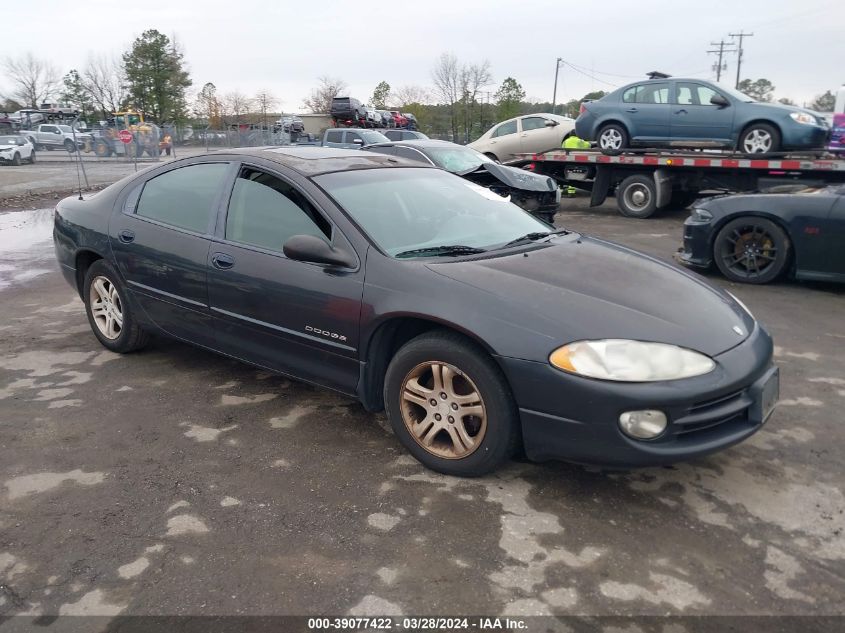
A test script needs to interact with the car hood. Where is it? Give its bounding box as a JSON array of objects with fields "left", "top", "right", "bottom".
[
  {"left": 0, "top": 143, "right": 21, "bottom": 150},
  {"left": 463, "top": 163, "right": 556, "bottom": 192},
  {"left": 427, "top": 235, "right": 754, "bottom": 358}
]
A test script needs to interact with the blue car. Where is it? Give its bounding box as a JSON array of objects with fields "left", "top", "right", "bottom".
[{"left": 575, "top": 77, "right": 829, "bottom": 156}]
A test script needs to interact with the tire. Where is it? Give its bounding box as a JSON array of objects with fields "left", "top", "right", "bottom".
[
  {"left": 83, "top": 259, "right": 149, "bottom": 353},
  {"left": 64, "top": 138, "right": 76, "bottom": 153},
  {"left": 713, "top": 217, "right": 790, "bottom": 284},
  {"left": 616, "top": 174, "right": 657, "bottom": 218},
  {"left": 11, "top": 153, "right": 21, "bottom": 166},
  {"left": 597, "top": 123, "right": 628, "bottom": 155},
  {"left": 738, "top": 123, "right": 780, "bottom": 156},
  {"left": 383, "top": 330, "right": 519, "bottom": 477}
]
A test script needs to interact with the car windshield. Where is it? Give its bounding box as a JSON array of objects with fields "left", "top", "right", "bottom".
[
  {"left": 716, "top": 84, "right": 757, "bottom": 103},
  {"left": 0, "top": 136, "right": 20, "bottom": 144},
  {"left": 425, "top": 146, "right": 493, "bottom": 173},
  {"left": 315, "top": 168, "right": 549, "bottom": 257},
  {"left": 58, "top": 125, "right": 73, "bottom": 133}
]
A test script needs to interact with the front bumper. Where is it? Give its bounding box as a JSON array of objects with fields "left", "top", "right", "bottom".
[
  {"left": 497, "top": 323, "right": 776, "bottom": 468},
  {"left": 781, "top": 122, "right": 829, "bottom": 150},
  {"left": 677, "top": 216, "right": 714, "bottom": 269}
]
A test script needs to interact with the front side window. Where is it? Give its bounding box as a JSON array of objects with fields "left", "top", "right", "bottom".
[
  {"left": 521, "top": 117, "right": 548, "bottom": 131},
  {"left": 135, "top": 163, "right": 228, "bottom": 233},
  {"left": 315, "top": 168, "right": 548, "bottom": 257},
  {"left": 345, "top": 131, "right": 362, "bottom": 144},
  {"left": 325, "top": 130, "right": 342, "bottom": 143},
  {"left": 492, "top": 120, "right": 517, "bottom": 138},
  {"left": 42, "top": 125, "right": 58, "bottom": 133},
  {"left": 225, "top": 167, "right": 330, "bottom": 253},
  {"left": 677, "top": 83, "right": 721, "bottom": 106}
]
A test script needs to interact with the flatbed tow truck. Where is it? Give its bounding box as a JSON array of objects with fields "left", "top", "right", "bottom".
[{"left": 513, "top": 149, "right": 845, "bottom": 218}]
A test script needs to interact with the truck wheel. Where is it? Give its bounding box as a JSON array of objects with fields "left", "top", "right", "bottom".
[
  {"left": 94, "top": 141, "right": 111, "bottom": 158},
  {"left": 713, "top": 217, "right": 790, "bottom": 284},
  {"left": 64, "top": 139, "right": 76, "bottom": 153},
  {"left": 739, "top": 123, "right": 780, "bottom": 156},
  {"left": 617, "top": 175, "right": 657, "bottom": 218},
  {"left": 597, "top": 123, "right": 628, "bottom": 155},
  {"left": 11, "top": 152, "right": 21, "bottom": 166},
  {"left": 383, "top": 330, "right": 519, "bottom": 477}
]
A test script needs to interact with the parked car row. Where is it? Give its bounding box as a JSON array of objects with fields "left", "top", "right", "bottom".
[{"left": 330, "top": 97, "right": 418, "bottom": 130}]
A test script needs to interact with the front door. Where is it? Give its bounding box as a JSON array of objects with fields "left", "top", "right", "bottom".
[
  {"left": 110, "top": 161, "right": 232, "bottom": 347},
  {"left": 518, "top": 116, "right": 561, "bottom": 154},
  {"left": 671, "top": 82, "right": 735, "bottom": 145},
  {"left": 207, "top": 164, "right": 364, "bottom": 393}
]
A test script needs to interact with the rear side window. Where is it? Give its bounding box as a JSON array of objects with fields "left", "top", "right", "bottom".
[
  {"left": 623, "top": 83, "right": 670, "bottom": 104},
  {"left": 492, "top": 120, "right": 517, "bottom": 137},
  {"left": 225, "top": 167, "right": 331, "bottom": 253},
  {"left": 135, "top": 163, "right": 228, "bottom": 233}
]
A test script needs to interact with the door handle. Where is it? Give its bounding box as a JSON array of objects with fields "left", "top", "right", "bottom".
[
  {"left": 626, "top": 108, "right": 638, "bottom": 113},
  {"left": 118, "top": 229, "right": 135, "bottom": 243},
  {"left": 675, "top": 109, "right": 688, "bottom": 115},
  {"left": 211, "top": 252, "right": 235, "bottom": 270}
]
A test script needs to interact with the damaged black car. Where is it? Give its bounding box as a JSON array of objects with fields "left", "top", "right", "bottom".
[{"left": 363, "top": 139, "right": 561, "bottom": 223}]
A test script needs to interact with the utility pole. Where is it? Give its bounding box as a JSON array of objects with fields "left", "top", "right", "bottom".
[
  {"left": 729, "top": 30, "right": 754, "bottom": 88},
  {"left": 552, "top": 58, "right": 563, "bottom": 115},
  {"left": 707, "top": 40, "right": 735, "bottom": 82}
]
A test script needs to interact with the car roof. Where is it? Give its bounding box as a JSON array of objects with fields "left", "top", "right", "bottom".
[{"left": 207, "top": 146, "right": 428, "bottom": 176}]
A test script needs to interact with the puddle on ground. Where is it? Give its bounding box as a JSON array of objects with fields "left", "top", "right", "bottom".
[{"left": 0, "top": 208, "right": 56, "bottom": 290}]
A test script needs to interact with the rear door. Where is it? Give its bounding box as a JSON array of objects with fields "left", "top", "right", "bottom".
[
  {"left": 207, "top": 163, "right": 364, "bottom": 393},
  {"left": 110, "top": 161, "right": 233, "bottom": 347},
  {"left": 671, "top": 82, "right": 735, "bottom": 145},
  {"left": 487, "top": 120, "right": 520, "bottom": 159},
  {"left": 622, "top": 82, "right": 671, "bottom": 143}
]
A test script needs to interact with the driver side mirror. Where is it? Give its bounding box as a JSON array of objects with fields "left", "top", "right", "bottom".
[
  {"left": 710, "top": 94, "right": 729, "bottom": 108},
  {"left": 283, "top": 235, "right": 356, "bottom": 268},
  {"left": 55, "top": 130, "right": 62, "bottom": 134},
  {"left": 544, "top": 119, "right": 558, "bottom": 127}
]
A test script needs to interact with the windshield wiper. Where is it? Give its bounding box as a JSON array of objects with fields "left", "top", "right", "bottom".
[
  {"left": 501, "top": 229, "right": 568, "bottom": 248},
  {"left": 395, "top": 245, "right": 488, "bottom": 259}
]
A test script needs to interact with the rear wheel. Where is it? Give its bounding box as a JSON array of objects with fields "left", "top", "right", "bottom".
[
  {"left": 616, "top": 174, "right": 657, "bottom": 218},
  {"left": 83, "top": 260, "right": 149, "bottom": 352},
  {"left": 739, "top": 123, "right": 780, "bottom": 156},
  {"left": 713, "top": 217, "right": 790, "bottom": 284},
  {"left": 384, "top": 331, "right": 519, "bottom": 477},
  {"left": 597, "top": 123, "right": 628, "bottom": 155}
]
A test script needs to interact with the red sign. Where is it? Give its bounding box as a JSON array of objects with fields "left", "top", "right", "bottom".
[{"left": 118, "top": 130, "right": 133, "bottom": 144}]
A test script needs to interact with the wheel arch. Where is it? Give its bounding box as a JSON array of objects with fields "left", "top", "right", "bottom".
[
  {"left": 358, "top": 315, "right": 498, "bottom": 412},
  {"left": 596, "top": 119, "right": 629, "bottom": 137},
  {"left": 74, "top": 249, "right": 105, "bottom": 298}
]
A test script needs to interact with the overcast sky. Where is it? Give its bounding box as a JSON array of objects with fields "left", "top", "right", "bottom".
[{"left": 2, "top": 0, "right": 843, "bottom": 113}]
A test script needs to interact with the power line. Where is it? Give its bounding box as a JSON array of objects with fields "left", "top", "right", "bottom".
[
  {"left": 561, "top": 62, "right": 620, "bottom": 88},
  {"left": 707, "top": 40, "right": 736, "bottom": 82},
  {"left": 729, "top": 30, "right": 754, "bottom": 89}
]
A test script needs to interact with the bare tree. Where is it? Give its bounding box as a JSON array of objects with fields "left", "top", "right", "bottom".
[
  {"left": 2, "top": 53, "right": 60, "bottom": 108},
  {"left": 431, "top": 53, "right": 461, "bottom": 140},
  {"left": 223, "top": 91, "right": 253, "bottom": 124},
  {"left": 254, "top": 89, "right": 279, "bottom": 129},
  {"left": 461, "top": 60, "right": 492, "bottom": 142},
  {"left": 83, "top": 55, "right": 125, "bottom": 119},
  {"left": 303, "top": 76, "right": 347, "bottom": 114},
  {"left": 392, "top": 85, "right": 431, "bottom": 107},
  {"left": 194, "top": 82, "right": 222, "bottom": 127}
]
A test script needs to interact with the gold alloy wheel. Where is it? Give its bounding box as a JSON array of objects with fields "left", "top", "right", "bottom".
[{"left": 400, "top": 361, "right": 487, "bottom": 460}]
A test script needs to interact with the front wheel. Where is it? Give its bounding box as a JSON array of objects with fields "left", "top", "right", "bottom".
[
  {"left": 384, "top": 331, "right": 519, "bottom": 477},
  {"left": 64, "top": 138, "right": 76, "bottom": 152},
  {"left": 11, "top": 153, "right": 21, "bottom": 166},
  {"left": 713, "top": 217, "right": 790, "bottom": 284},
  {"left": 83, "top": 260, "right": 149, "bottom": 352},
  {"left": 597, "top": 123, "right": 628, "bottom": 155},
  {"left": 739, "top": 123, "right": 780, "bottom": 156},
  {"left": 616, "top": 174, "right": 657, "bottom": 218}
]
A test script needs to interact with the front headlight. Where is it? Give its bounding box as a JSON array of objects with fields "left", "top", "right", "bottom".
[
  {"left": 790, "top": 112, "right": 817, "bottom": 125},
  {"left": 549, "top": 340, "right": 715, "bottom": 382},
  {"left": 690, "top": 207, "right": 713, "bottom": 222}
]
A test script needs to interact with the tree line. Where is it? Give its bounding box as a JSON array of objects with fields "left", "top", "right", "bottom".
[{"left": 1, "top": 39, "right": 838, "bottom": 139}]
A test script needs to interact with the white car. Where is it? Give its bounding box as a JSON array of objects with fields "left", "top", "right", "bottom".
[
  {"left": 0, "top": 135, "right": 35, "bottom": 165},
  {"left": 468, "top": 113, "right": 576, "bottom": 162}
]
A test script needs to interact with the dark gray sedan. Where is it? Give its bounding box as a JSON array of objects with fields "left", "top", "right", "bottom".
[{"left": 53, "top": 147, "right": 777, "bottom": 476}]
